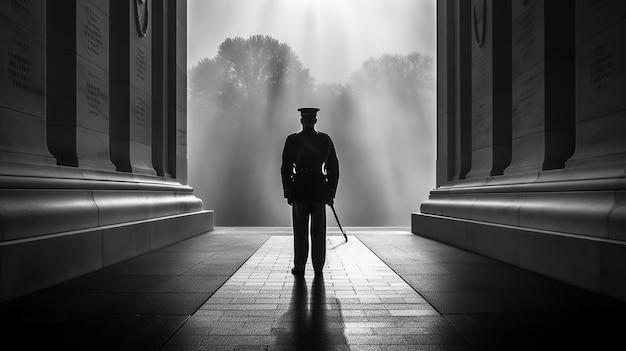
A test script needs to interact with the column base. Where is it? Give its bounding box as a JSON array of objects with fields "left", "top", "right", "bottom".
[
  {"left": 0, "top": 210, "right": 213, "bottom": 303},
  {"left": 76, "top": 158, "right": 117, "bottom": 172},
  {"left": 0, "top": 170, "right": 213, "bottom": 303},
  {"left": 412, "top": 212, "right": 626, "bottom": 303},
  {"left": 0, "top": 150, "right": 56, "bottom": 167}
]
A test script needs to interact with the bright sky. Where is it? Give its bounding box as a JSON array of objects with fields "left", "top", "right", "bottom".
[{"left": 187, "top": 0, "right": 436, "bottom": 85}]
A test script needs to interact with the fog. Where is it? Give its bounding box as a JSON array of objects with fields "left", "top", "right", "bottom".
[{"left": 187, "top": 1, "right": 436, "bottom": 227}]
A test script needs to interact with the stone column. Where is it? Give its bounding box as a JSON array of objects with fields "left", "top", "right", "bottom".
[
  {"left": 465, "top": 0, "right": 511, "bottom": 179},
  {"left": 46, "top": 0, "right": 115, "bottom": 171},
  {"left": 0, "top": 1, "right": 55, "bottom": 167},
  {"left": 151, "top": 0, "right": 171, "bottom": 177},
  {"left": 168, "top": 0, "right": 187, "bottom": 183},
  {"left": 452, "top": 0, "right": 472, "bottom": 180},
  {"left": 504, "top": 0, "right": 575, "bottom": 175},
  {"left": 110, "top": 0, "right": 156, "bottom": 175},
  {"left": 566, "top": 0, "right": 626, "bottom": 171},
  {"left": 436, "top": 0, "right": 456, "bottom": 186}
]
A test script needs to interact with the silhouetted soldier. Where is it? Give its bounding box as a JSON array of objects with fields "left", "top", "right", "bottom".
[{"left": 281, "top": 108, "right": 339, "bottom": 276}]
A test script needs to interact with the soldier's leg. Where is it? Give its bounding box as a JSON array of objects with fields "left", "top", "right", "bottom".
[
  {"left": 310, "top": 202, "right": 326, "bottom": 274},
  {"left": 292, "top": 202, "right": 310, "bottom": 272}
]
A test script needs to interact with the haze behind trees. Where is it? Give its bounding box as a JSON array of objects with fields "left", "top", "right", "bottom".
[{"left": 188, "top": 35, "right": 435, "bottom": 226}]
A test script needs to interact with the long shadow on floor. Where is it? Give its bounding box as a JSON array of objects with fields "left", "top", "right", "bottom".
[{"left": 273, "top": 274, "right": 347, "bottom": 350}]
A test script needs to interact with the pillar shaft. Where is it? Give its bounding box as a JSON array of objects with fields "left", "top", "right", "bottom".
[
  {"left": 466, "top": 0, "right": 511, "bottom": 179},
  {"left": 0, "top": 1, "right": 55, "bottom": 167},
  {"left": 435, "top": 0, "right": 456, "bottom": 187},
  {"left": 566, "top": 1, "right": 626, "bottom": 171},
  {"left": 110, "top": 0, "right": 156, "bottom": 175},
  {"left": 168, "top": 0, "right": 188, "bottom": 183},
  {"left": 505, "top": 0, "right": 575, "bottom": 175},
  {"left": 452, "top": 0, "right": 472, "bottom": 180},
  {"left": 46, "top": 0, "right": 115, "bottom": 171},
  {"left": 151, "top": 0, "right": 172, "bottom": 177}
]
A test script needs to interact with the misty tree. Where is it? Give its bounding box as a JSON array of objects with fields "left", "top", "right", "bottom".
[
  {"left": 188, "top": 58, "right": 224, "bottom": 113},
  {"left": 189, "top": 35, "right": 314, "bottom": 116},
  {"left": 350, "top": 52, "right": 435, "bottom": 106}
]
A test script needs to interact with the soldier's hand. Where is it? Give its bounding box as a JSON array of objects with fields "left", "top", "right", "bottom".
[{"left": 326, "top": 199, "right": 334, "bottom": 206}]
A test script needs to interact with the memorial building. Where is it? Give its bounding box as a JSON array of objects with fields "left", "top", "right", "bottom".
[
  {"left": 414, "top": 0, "right": 626, "bottom": 302},
  {"left": 1, "top": 0, "right": 626, "bottom": 307},
  {"left": 0, "top": 0, "right": 213, "bottom": 302}
]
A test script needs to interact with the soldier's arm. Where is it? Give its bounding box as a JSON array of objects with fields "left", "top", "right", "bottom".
[
  {"left": 281, "top": 136, "right": 295, "bottom": 199},
  {"left": 326, "top": 137, "right": 339, "bottom": 198}
]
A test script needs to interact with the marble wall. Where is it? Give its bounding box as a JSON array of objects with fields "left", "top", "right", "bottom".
[
  {"left": 0, "top": 0, "right": 212, "bottom": 303},
  {"left": 415, "top": 0, "right": 626, "bottom": 302}
]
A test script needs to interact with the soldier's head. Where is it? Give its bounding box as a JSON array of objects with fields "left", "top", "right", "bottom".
[{"left": 298, "top": 108, "right": 319, "bottom": 129}]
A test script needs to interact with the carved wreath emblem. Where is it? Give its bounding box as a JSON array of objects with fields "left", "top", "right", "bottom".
[
  {"left": 135, "top": 0, "right": 150, "bottom": 38},
  {"left": 473, "top": 0, "right": 486, "bottom": 48}
]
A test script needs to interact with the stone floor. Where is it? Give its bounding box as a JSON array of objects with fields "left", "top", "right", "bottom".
[{"left": 2, "top": 227, "right": 625, "bottom": 350}]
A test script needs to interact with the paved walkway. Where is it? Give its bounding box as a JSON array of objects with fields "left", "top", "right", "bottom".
[
  {"left": 165, "top": 235, "right": 451, "bottom": 350},
  {"left": 2, "top": 228, "right": 625, "bottom": 350}
]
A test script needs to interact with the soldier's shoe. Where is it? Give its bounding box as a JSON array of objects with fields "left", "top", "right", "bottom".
[{"left": 291, "top": 268, "right": 305, "bottom": 276}]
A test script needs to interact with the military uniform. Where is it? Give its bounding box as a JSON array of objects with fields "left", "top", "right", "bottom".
[{"left": 281, "top": 108, "right": 339, "bottom": 275}]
